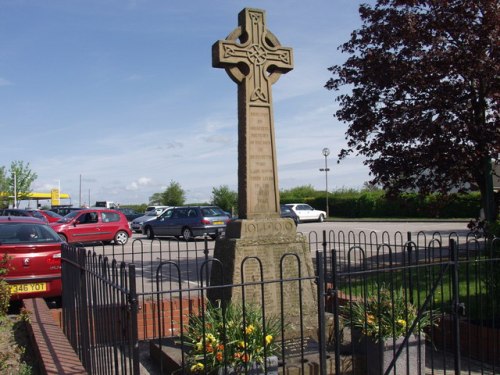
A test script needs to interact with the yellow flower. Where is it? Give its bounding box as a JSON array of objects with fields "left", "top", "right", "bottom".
[
  {"left": 245, "top": 324, "right": 255, "bottom": 334},
  {"left": 195, "top": 342, "right": 203, "bottom": 351},
  {"left": 265, "top": 335, "right": 273, "bottom": 345},
  {"left": 397, "top": 319, "right": 407, "bottom": 328},
  {"left": 190, "top": 362, "right": 204, "bottom": 373},
  {"left": 366, "top": 314, "right": 375, "bottom": 325},
  {"left": 206, "top": 333, "right": 216, "bottom": 342},
  {"left": 238, "top": 341, "right": 247, "bottom": 349}
]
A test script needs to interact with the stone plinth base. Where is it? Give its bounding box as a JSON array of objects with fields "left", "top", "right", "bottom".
[{"left": 209, "top": 218, "right": 318, "bottom": 339}]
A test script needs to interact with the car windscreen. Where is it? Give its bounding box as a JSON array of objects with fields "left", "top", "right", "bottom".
[
  {"left": 57, "top": 210, "right": 81, "bottom": 223},
  {"left": 201, "top": 207, "right": 226, "bottom": 217},
  {"left": 0, "top": 223, "right": 61, "bottom": 244},
  {"left": 43, "top": 210, "right": 62, "bottom": 219}
]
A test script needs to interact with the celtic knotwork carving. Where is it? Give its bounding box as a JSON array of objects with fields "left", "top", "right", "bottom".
[
  {"left": 250, "top": 88, "right": 267, "bottom": 102},
  {"left": 247, "top": 44, "right": 267, "bottom": 65},
  {"left": 223, "top": 45, "right": 236, "bottom": 58},
  {"left": 278, "top": 52, "right": 290, "bottom": 64},
  {"left": 250, "top": 12, "right": 261, "bottom": 24}
]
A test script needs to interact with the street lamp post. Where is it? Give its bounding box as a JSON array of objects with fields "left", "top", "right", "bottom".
[{"left": 319, "top": 148, "right": 330, "bottom": 218}]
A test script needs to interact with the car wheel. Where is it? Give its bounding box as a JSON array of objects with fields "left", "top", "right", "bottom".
[
  {"left": 58, "top": 233, "right": 68, "bottom": 242},
  {"left": 182, "top": 227, "right": 193, "bottom": 241},
  {"left": 145, "top": 226, "right": 154, "bottom": 240},
  {"left": 114, "top": 231, "right": 129, "bottom": 245},
  {"left": 318, "top": 214, "right": 325, "bottom": 223}
]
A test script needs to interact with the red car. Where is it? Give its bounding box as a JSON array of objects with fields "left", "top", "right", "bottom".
[
  {"left": 50, "top": 208, "right": 132, "bottom": 245},
  {"left": 39, "top": 210, "right": 63, "bottom": 223},
  {"left": 0, "top": 216, "right": 62, "bottom": 300},
  {"left": 25, "top": 209, "right": 63, "bottom": 223}
]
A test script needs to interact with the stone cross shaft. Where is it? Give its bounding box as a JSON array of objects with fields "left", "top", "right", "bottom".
[{"left": 212, "top": 8, "right": 293, "bottom": 220}]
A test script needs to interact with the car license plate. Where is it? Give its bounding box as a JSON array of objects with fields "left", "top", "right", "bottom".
[
  {"left": 10, "top": 282, "right": 47, "bottom": 294},
  {"left": 213, "top": 221, "right": 224, "bottom": 225}
]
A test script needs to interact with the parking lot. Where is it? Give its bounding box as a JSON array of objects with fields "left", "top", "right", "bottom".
[{"left": 81, "top": 219, "right": 470, "bottom": 295}]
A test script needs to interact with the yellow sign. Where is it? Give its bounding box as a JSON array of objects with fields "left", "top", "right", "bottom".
[{"left": 51, "top": 189, "right": 60, "bottom": 206}]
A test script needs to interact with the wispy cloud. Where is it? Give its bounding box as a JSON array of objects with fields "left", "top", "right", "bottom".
[{"left": 0, "top": 78, "right": 12, "bottom": 86}]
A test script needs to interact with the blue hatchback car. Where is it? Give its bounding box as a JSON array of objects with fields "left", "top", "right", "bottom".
[{"left": 142, "top": 206, "right": 230, "bottom": 241}]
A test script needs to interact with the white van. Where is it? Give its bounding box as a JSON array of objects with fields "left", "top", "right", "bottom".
[{"left": 95, "top": 201, "right": 117, "bottom": 209}]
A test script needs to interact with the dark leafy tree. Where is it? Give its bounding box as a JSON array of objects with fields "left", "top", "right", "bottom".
[
  {"left": 211, "top": 185, "right": 238, "bottom": 215},
  {"left": 7, "top": 161, "right": 37, "bottom": 207},
  {"left": 161, "top": 181, "right": 185, "bottom": 206},
  {"left": 325, "top": 0, "right": 499, "bottom": 219}
]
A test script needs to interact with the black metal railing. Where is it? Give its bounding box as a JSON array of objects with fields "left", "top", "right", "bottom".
[{"left": 61, "top": 231, "right": 500, "bottom": 374}]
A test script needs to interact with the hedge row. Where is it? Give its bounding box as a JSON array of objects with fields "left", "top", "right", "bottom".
[{"left": 282, "top": 191, "right": 481, "bottom": 218}]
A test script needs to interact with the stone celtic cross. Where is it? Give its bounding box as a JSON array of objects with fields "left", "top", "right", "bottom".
[{"left": 212, "top": 8, "right": 293, "bottom": 220}]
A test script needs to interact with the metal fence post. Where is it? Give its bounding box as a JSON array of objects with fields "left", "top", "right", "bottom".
[
  {"left": 331, "top": 244, "right": 341, "bottom": 375},
  {"left": 407, "top": 231, "right": 414, "bottom": 304},
  {"left": 450, "top": 239, "right": 461, "bottom": 375},
  {"left": 129, "top": 264, "right": 140, "bottom": 375},
  {"left": 316, "top": 251, "right": 327, "bottom": 375},
  {"left": 77, "top": 247, "right": 91, "bottom": 371}
]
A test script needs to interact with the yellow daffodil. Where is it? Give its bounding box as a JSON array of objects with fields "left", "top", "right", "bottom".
[
  {"left": 245, "top": 324, "right": 255, "bottom": 334},
  {"left": 190, "top": 362, "right": 204, "bottom": 373},
  {"left": 265, "top": 335, "right": 273, "bottom": 345},
  {"left": 397, "top": 319, "right": 407, "bottom": 328}
]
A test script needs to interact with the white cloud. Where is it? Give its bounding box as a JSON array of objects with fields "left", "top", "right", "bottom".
[
  {"left": 0, "top": 78, "right": 12, "bottom": 86},
  {"left": 126, "top": 177, "right": 153, "bottom": 191}
]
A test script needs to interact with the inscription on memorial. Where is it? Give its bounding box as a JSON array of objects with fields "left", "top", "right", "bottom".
[{"left": 248, "top": 106, "right": 276, "bottom": 214}]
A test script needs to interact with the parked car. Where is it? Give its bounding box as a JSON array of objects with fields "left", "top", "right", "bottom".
[
  {"left": 48, "top": 206, "right": 83, "bottom": 216},
  {"left": 25, "top": 209, "right": 61, "bottom": 223},
  {"left": 144, "top": 205, "right": 169, "bottom": 214},
  {"left": 285, "top": 203, "right": 327, "bottom": 223},
  {"left": 50, "top": 209, "right": 132, "bottom": 245},
  {"left": 142, "top": 206, "right": 230, "bottom": 241},
  {"left": 0, "top": 208, "right": 47, "bottom": 223},
  {"left": 116, "top": 207, "right": 143, "bottom": 222},
  {"left": 280, "top": 204, "right": 300, "bottom": 225},
  {"left": 0, "top": 216, "right": 63, "bottom": 300},
  {"left": 39, "top": 210, "right": 64, "bottom": 223},
  {"left": 131, "top": 208, "right": 169, "bottom": 233}
]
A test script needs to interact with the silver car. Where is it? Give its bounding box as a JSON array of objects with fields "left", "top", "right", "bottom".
[{"left": 130, "top": 207, "right": 169, "bottom": 233}]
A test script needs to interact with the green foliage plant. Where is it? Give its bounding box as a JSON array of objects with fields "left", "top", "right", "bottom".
[
  {"left": 7, "top": 161, "right": 37, "bottom": 206},
  {"left": 183, "top": 302, "right": 281, "bottom": 374},
  {"left": 161, "top": 180, "right": 186, "bottom": 206},
  {"left": 211, "top": 185, "right": 238, "bottom": 214},
  {"left": 345, "top": 285, "right": 434, "bottom": 342}
]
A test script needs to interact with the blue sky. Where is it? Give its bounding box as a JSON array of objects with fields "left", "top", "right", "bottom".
[{"left": 0, "top": 0, "right": 372, "bottom": 206}]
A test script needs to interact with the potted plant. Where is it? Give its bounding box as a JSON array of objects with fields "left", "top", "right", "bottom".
[
  {"left": 182, "top": 301, "right": 281, "bottom": 374},
  {"left": 344, "top": 285, "right": 434, "bottom": 375}
]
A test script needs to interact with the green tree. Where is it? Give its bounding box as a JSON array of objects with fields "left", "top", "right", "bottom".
[
  {"left": 211, "top": 185, "right": 237, "bottom": 214},
  {"left": 7, "top": 161, "right": 37, "bottom": 207},
  {"left": 161, "top": 181, "right": 185, "bottom": 206},
  {"left": 280, "top": 185, "right": 318, "bottom": 201},
  {"left": 0, "top": 167, "right": 8, "bottom": 208},
  {"left": 148, "top": 192, "right": 163, "bottom": 205},
  {"left": 325, "top": 0, "right": 499, "bottom": 220}
]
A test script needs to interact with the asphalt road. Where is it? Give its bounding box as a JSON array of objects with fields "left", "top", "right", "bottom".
[{"left": 82, "top": 220, "right": 469, "bottom": 295}]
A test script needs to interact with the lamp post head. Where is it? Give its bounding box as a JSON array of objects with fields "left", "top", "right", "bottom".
[{"left": 322, "top": 148, "right": 330, "bottom": 157}]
